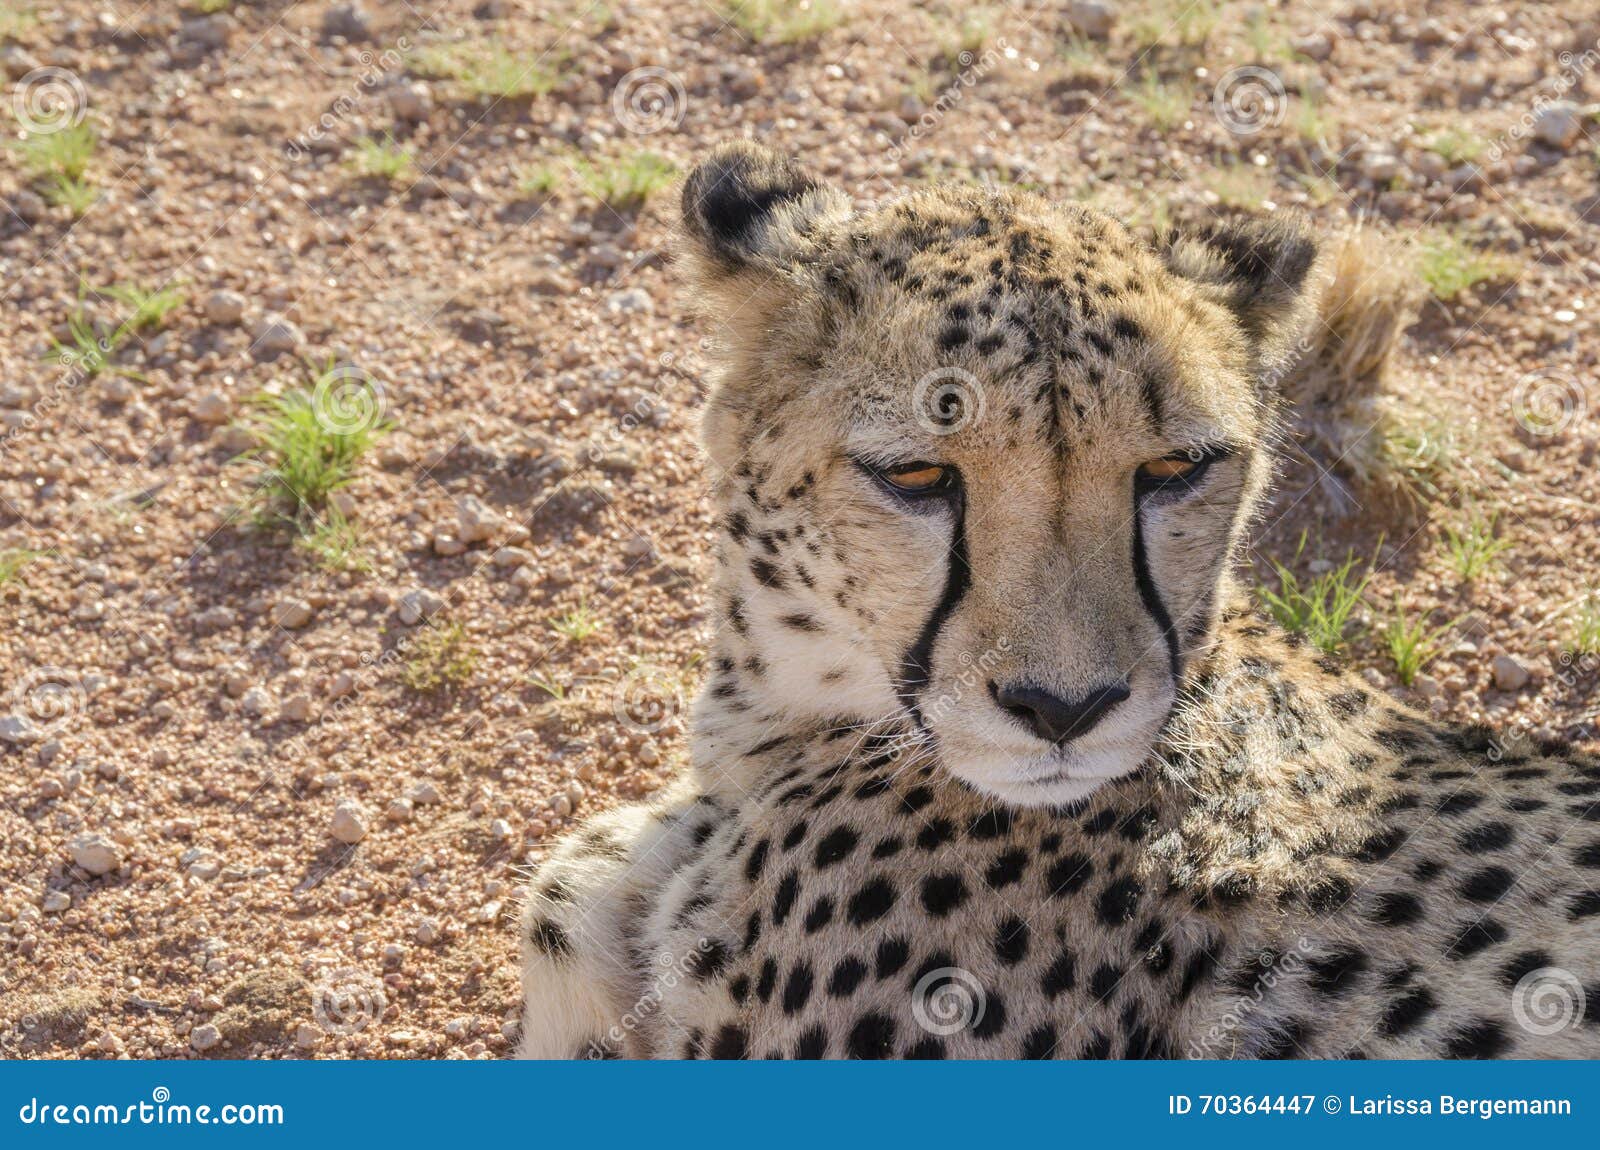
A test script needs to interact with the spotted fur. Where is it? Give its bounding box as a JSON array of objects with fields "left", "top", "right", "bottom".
[{"left": 517, "top": 144, "right": 1600, "bottom": 1059}]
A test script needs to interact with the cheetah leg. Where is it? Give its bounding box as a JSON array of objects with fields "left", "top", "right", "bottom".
[{"left": 516, "top": 786, "right": 703, "bottom": 1059}]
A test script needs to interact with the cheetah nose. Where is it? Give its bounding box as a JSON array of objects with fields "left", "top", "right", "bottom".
[{"left": 990, "top": 680, "right": 1130, "bottom": 745}]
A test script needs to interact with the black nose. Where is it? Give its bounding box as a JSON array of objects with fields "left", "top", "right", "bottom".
[{"left": 990, "top": 681, "right": 1130, "bottom": 744}]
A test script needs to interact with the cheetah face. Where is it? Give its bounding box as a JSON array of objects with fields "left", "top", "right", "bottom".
[{"left": 681, "top": 143, "right": 1317, "bottom": 807}]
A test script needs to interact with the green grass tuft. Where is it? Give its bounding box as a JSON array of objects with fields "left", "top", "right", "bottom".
[
  {"left": 351, "top": 134, "right": 415, "bottom": 182},
  {"left": 1439, "top": 506, "right": 1513, "bottom": 583},
  {"left": 412, "top": 41, "right": 566, "bottom": 100},
  {"left": 1257, "top": 535, "right": 1373, "bottom": 654},
  {"left": 237, "top": 370, "right": 388, "bottom": 525},
  {"left": 294, "top": 510, "right": 373, "bottom": 573},
  {"left": 1424, "top": 128, "right": 1487, "bottom": 166},
  {"left": 402, "top": 622, "right": 478, "bottom": 692},
  {"left": 549, "top": 599, "right": 603, "bottom": 642},
  {"left": 1568, "top": 591, "right": 1600, "bottom": 656},
  {"left": 1128, "top": 72, "right": 1189, "bottom": 131},
  {"left": 516, "top": 163, "right": 561, "bottom": 197},
  {"left": 575, "top": 151, "right": 676, "bottom": 210},
  {"left": 0, "top": 549, "right": 43, "bottom": 586},
  {"left": 98, "top": 280, "right": 187, "bottom": 332},
  {"left": 1417, "top": 232, "right": 1517, "bottom": 301},
  {"left": 1382, "top": 598, "right": 1456, "bottom": 687},
  {"left": 722, "top": 0, "right": 844, "bottom": 44}
]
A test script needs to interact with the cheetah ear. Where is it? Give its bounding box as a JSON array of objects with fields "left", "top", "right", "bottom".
[
  {"left": 1161, "top": 216, "right": 1319, "bottom": 377},
  {"left": 679, "top": 141, "right": 851, "bottom": 275}
]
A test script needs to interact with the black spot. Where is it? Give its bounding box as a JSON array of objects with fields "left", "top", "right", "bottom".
[
  {"left": 901, "top": 786, "right": 935, "bottom": 812},
  {"left": 1576, "top": 842, "right": 1600, "bottom": 869},
  {"left": 847, "top": 878, "right": 896, "bottom": 925},
  {"left": 1436, "top": 792, "right": 1484, "bottom": 815},
  {"left": 687, "top": 940, "right": 729, "bottom": 981},
  {"left": 794, "top": 1025, "right": 827, "bottom": 1059},
  {"left": 772, "top": 871, "right": 799, "bottom": 925},
  {"left": 814, "top": 826, "right": 859, "bottom": 869},
  {"left": 1307, "top": 949, "right": 1368, "bottom": 997},
  {"left": 755, "top": 957, "right": 777, "bottom": 1002},
  {"left": 847, "top": 1012, "right": 896, "bottom": 1059},
  {"left": 1096, "top": 876, "right": 1143, "bottom": 926},
  {"left": 709, "top": 1025, "right": 747, "bottom": 1059},
  {"left": 1499, "top": 950, "right": 1554, "bottom": 988},
  {"left": 1569, "top": 890, "right": 1600, "bottom": 920},
  {"left": 803, "top": 897, "right": 835, "bottom": 934},
  {"left": 985, "top": 848, "right": 1028, "bottom": 889},
  {"left": 744, "top": 839, "right": 770, "bottom": 883},
  {"left": 920, "top": 872, "right": 969, "bottom": 917},
  {"left": 1177, "top": 949, "right": 1219, "bottom": 1002},
  {"left": 1041, "top": 948, "right": 1077, "bottom": 998},
  {"left": 1369, "top": 891, "right": 1424, "bottom": 926},
  {"left": 1457, "top": 822, "right": 1514, "bottom": 853},
  {"left": 1447, "top": 918, "right": 1508, "bottom": 959},
  {"left": 1046, "top": 853, "right": 1095, "bottom": 898},
  {"left": 875, "top": 936, "right": 910, "bottom": 979},
  {"left": 781, "top": 963, "right": 814, "bottom": 1015},
  {"left": 904, "top": 1037, "right": 946, "bottom": 1059},
  {"left": 529, "top": 919, "right": 570, "bottom": 958},
  {"left": 916, "top": 819, "right": 955, "bottom": 851},
  {"left": 1080, "top": 1031, "right": 1113, "bottom": 1059},
  {"left": 1021, "top": 1025, "right": 1058, "bottom": 1059},
  {"left": 968, "top": 808, "right": 1013, "bottom": 839},
  {"left": 1376, "top": 985, "right": 1440, "bottom": 1036},
  {"left": 1089, "top": 963, "right": 1122, "bottom": 1002},
  {"left": 1352, "top": 827, "right": 1408, "bottom": 863},
  {"left": 994, "top": 916, "right": 1030, "bottom": 966},
  {"left": 972, "top": 993, "right": 1007, "bottom": 1040},
  {"left": 828, "top": 957, "right": 868, "bottom": 998},
  {"left": 1304, "top": 875, "right": 1353, "bottom": 914},
  {"left": 1444, "top": 1019, "right": 1510, "bottom": 1059},
  {"left": 779, "top": 612, "right": 822, "bottom": 632},
  {"left": 781, "top": 820, "right": 808, "bottom": 852},
  {"left": 749, "top": 557, "right": 785, "bottom": 588},
  {"left": 1459, "top": 866, "right": 1515, "bottom": 903},
  {"left": 1254, "top": 1018, "right": 1309, "bottom": 1059},
  {"left": 870, "top": 836, "right": 903, "bottom": 859}
]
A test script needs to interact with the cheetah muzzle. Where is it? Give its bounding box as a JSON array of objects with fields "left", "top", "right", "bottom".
[{"left": 516, "top": 142, "right": 1600, "bottom": 1060}]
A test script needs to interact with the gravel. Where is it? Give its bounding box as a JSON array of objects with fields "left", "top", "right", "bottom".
[{"left": 2, "top": 0, "right": 1595, "bottom": 1064}]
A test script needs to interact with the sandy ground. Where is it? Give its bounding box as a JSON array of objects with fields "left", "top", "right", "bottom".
[{"left": 1, "top": 0, "right": 1597, "bottom": 1058}]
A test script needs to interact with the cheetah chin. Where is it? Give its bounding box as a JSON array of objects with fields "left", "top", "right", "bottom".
[{"left": 516, "top": 143, "right": 1600, "bottom": 1061}]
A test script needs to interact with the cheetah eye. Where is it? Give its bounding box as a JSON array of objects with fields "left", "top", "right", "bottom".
[
  {"left": 1136, "top": 455, "right": 1202, "bottom": 482},
  {"left": 1135, "top": 447, "right": 1229, "bottom": 495},
  {"left": 882, "top": 463, "right": 952, "bottom": 493}
]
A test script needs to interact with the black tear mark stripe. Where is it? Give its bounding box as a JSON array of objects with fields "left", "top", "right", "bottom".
[
  {"left": 1131, "top": 494, "right": 1180, "bottom": 681},
  {"left": 897, "top": 491, "right": 971, "bottom": 718}
]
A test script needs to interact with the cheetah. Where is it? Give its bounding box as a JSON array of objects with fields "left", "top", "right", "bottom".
[{"left": 517, "top": 142, "right": 1600, "bottom": 1060}]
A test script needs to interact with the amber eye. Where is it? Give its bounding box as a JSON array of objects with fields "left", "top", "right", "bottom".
[
  {"left": 882, "top": 463, "right": 950, "bottom": 492},
  {"left": 1136, "top": 455, "right": 1202, "bottom": 482}
]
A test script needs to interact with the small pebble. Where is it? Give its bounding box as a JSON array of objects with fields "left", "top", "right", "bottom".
[
  {"left": 69, "top": 833, "right": 121, "bottom": 877},
  {"left": 190, "top": 1024, "right": 222, "bottom": 1052},
  {"left": 331, "top": 801, "right": 370, "bottom": 845}
]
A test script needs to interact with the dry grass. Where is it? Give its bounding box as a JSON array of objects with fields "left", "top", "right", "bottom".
[{"left": 1278, "top": 226, "right": 1424, "bottom": 508}]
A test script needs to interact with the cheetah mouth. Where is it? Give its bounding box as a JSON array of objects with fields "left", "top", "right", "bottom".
[{"left": 936, "top": 738, "right": 1152, "bottom": 807}]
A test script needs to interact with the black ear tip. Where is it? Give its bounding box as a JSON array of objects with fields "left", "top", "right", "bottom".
[
  {"left": 682, "top": 141, "right": 823, "bottom": 264},
  {"left": 1199, "top": 216, "right": 1318, "bottom": 294}
]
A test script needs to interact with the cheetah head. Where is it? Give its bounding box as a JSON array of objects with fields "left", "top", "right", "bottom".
[{"left": 680, "top": 142, "right": 1319, "bottom": 807}]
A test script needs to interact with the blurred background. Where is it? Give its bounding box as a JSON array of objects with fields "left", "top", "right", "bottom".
[{"left": 1, "top": 0, "right": 1597, "bottom": 1058}]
